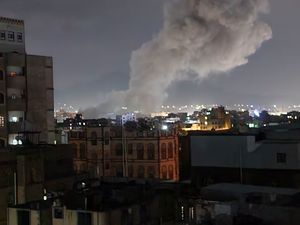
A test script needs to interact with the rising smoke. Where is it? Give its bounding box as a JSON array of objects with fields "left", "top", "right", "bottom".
[{"left": 84, "top": 0, "right": 272, "bottom": 118}]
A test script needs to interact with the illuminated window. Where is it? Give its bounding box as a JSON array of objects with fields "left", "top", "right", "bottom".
[
  {"left": 0, "top": 116, "right": 4, "bottom": 127},
  {"left": 7, "top": 31, "right": 14, "bottom": 41},
  {"left": 0, "top": 31, "right": 5, "bottom": 40}
]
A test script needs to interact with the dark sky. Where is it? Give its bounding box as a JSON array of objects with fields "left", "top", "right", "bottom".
[{"left": 1, "top": 0, "right": 299, "bottom": 109}]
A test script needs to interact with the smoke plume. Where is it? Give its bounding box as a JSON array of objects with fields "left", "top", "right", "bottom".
[{"left": 84, "top": 0, "right": 272, "bottom": 117}]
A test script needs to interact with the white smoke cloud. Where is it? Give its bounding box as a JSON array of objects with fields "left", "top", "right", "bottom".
[{"left": 84, "top": 0, "right": 272, "bottom": 118}]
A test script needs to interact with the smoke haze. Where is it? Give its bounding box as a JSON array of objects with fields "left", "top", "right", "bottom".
[{"left": 84, "top": 0, "right": 272, "bottom": 118}]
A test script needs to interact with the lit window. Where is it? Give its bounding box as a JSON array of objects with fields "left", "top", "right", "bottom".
[
  {"left": 0, "top": 116, "right": 4, "bottom": 127},
  {"left": 7, "top": 31, "right": 14, "bottom": 41},
  {"left": 0, "top": 31, "right": 5, "bottom": 40}
]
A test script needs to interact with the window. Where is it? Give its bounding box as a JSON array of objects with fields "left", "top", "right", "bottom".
[
  {"left": 147, "top": 166, "right": 155, "bottom": 179},
  {"left": 128, "top": 165, "right": 133, "bottom": 177},
  {"left": 17, "top": 210, "right": 30, "bottom": 225},
  {"left": 147, "top": 143, "right": 155, "bottom": 160},
  {"left": 116, "top": 166, "right": 123, "bottom": 177},
  {"left": 77, "top": 212, "right": 91, "bottom": 225},
  {"left": 79, "top": 143, "right": 86, "bottom": 159},
  {"left": 17, "top": 32, "right": 23, "bottom": 42},
  {"left": 161, "top": 143, "right": 167, "bottom": 159},
  {"left": 127, "top": 143, "right": 133, "bottom": 155},
  {"left": 53, "top": 207, "right": 64, "bottom": 219},
  {"left": 277, "top": 153, "right": 286, "bottom": 163},
  {"left": 104, "top": 131, "right": 109, "bottom": 145},
  {"left": 0, "top": 31, "right": 5, "bottom": 40},
  {"left": 0, "top": 70, "right": 3, "bottom": 80},
  {"left": 115, "top": 143, "right": 123, "bottom": 156},
  {"left": 0, "top": 116, "right": 4, "bottom": 127},
  {"left": 137, "top": 165, "right": 145, "bottom": 178},
  {"left": 168, "top": 142, "right": 173, "bottom": 159},
  {"left": 137, "top": 143, "right": 144, "bottom": 160},
  {"left": 162, "top": 165, "right": 167, "bottom": 179},
  {"left": 168, "top": 165, "right": 174, "bottom": 180},
  {"left": 71, "top": 143, "right": 78, "bottom": 158},
  {"left": 7, "top": 31, "right": 14, "bottom": 41},
  {"left": 0, "top": 93, "right": 4, "bottom": 104},
  {"left": 90, "top": 131, "right": 97, "bottom": 145}
]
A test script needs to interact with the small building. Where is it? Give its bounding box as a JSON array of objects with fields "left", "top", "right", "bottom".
[{"left": 181, "top": 127, "right": 300, "bottom": 188}]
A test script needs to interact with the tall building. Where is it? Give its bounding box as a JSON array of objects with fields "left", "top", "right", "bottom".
[{"left": 0, "top": 17, "right": 54, "bottom": 145}]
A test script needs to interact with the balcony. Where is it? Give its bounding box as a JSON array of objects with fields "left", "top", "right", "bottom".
[
  {"left": 8, "top": 122, "right": 23, "bottom": 133},
  {"left": 7, "top": 97, "right": 26, "bottom": 111},
  {"left": 6, "top": 76, "right": 26, "bottom": 88}
]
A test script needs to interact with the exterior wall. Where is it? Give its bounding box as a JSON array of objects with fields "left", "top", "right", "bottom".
[
  {"left": 190, "top": 135, "right": 300, "bottom": 170},
  {"left": 69, "top": 126, "right": 180, "bottom": 181},
  {"left": 26, "top": 55, "right": 55, "bottom": 144},
  {"left": 0, "top": 17, "right": 25, "bottom": 54}
]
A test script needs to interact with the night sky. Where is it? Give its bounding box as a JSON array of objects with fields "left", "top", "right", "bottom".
[{"left": 1, "top": 0, "right": 299, "bottom": 110}]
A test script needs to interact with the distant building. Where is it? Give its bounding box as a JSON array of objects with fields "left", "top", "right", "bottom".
[
  {"left": 69, "top": 126, "right": 180, "bottom": 181},
  {"left": 183, "top": 106, "right": 231, "bottom": 131},
  {"left": 0, "top": 17, "right": 55, "bottom": 145}
]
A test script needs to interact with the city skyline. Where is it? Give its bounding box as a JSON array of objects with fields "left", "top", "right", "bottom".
[{"left": 0, "top": 0, "right": 299, "bottom": 112}]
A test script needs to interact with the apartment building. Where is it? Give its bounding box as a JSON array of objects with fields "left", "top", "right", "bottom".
[{"left": 0, "top": 17, "right": 54, "bottom": 145}]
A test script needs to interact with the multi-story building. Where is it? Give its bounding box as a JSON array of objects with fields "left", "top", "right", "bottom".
[
  {"left": 69, "top": 126, "right": 180, "bottom": 181},
  {"left": 183, "top": 106, "right": 232, "bottom": 131},
  {"left": 0, "top": 17, "right": 54, "bottom": 146}
]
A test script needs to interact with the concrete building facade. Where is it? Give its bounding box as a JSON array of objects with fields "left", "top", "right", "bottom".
[
  {"left": 184, "top": 129, "right": 300, "bottom": 188},
  {"left": 0, "top": 17, "right": 54, "bottom": 146}
]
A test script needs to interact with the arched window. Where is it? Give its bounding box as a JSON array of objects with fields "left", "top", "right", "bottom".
[
  {"left": 161, "top": 143, "right": 167, "bottom": 159},
  {"left": 168, "top": 165, "right": 174, "bottom": 180},
  {"left": 147, "top": 166, "right": 155, "bottom": 179},
  {"left": 115, "top": 143, "right": 123, "bottom": 156},
  {"left": 90, "top": 131, "right": 97, "bottom": 145},
  {"left": 162, "top": 165, "right": 167, "bottom": 179},
  {"left": 79, "top": 143, "right": 86, "bottom": 159},
  {"left": 147, "top": 143, "right": 155, "bottom": 160},
  {"left": 168, "top": 142, "right": 173, "bottom": 159},
  {"left": 137, "top": 165, "right": 145, "bottom": 178},
  {"left": 0, "top": 93, "right": 4, "bottom": 104},
  {"left": 137, "top": 143, "right": 144, "bottom": 160}
]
